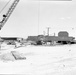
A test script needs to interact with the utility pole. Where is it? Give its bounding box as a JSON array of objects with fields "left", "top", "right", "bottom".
[
  {"left": 46, "top": 27, "right": 50, "bottom": 36},
  {"left": 38, "top": 0, "right": 40, "bottom": 35}
]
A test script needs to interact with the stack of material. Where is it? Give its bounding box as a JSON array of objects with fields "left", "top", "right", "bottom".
[
  {"left": 11, "top": 51, "right": 26, "bottom": 60},
  {"left": 0, "top": 51, "right": 26, "bottom": 62}
]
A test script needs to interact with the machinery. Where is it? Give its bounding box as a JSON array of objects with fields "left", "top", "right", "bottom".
[
  {"left": 0, "top": 0, "right": 75, "bottom": 46},
  {"left": 0, "top": 0, "right": 20, "bottom": 30},
  {"left": 0, "top": 0, "right": 20, "bottom": 47},
  {"left": 26, "top": 31, "right": 76, "bottom": 45}
]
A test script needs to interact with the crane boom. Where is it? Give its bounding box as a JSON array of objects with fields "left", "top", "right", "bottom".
[{"left": 0, "top": 0, "right": 20, "bottom": 30}]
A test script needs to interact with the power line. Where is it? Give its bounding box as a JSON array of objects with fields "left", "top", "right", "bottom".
[{"left": 38, "top": 0, "right": 40, "bottom": 35}]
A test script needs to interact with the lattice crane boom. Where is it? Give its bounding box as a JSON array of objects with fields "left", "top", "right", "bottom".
[{"left": 0, "top": 0, "right": 20, "bottom": 30}]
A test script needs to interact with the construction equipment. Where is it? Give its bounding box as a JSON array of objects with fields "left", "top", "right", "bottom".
[
  {"left": 0, "top": 0, "right": 20, "bottom": 30},
  {"left": 26, "top": 31, "right": 76, "bottom": 45}
]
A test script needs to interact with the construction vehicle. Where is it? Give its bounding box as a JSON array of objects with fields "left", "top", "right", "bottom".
[
  {"left": 0, "top": 0, "right": 20, "bottom": 30},
  {"left": 0, "top": 0, "right": 20, "bottom": 48}
]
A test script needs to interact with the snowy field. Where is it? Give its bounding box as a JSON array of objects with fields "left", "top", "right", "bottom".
[{"left": 0, "top": 44, "right": 76, "bottom": 75}]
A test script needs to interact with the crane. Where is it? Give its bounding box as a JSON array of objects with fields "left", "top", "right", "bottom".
[{"left": 0, "top": 0, "right": 20, "bottom": 30}]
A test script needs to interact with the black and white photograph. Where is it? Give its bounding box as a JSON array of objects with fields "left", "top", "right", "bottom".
[{"left": 0, "top": 0, "right": 76, "bottom": 75}]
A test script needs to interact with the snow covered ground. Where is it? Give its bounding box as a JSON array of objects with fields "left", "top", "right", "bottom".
[{"left": 0, "top": 44, "right": 76, "bottom": 75}]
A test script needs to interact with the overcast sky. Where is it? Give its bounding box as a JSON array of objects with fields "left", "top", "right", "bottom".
[{"left": 0, "top": 0, "right": 76, "bottom": 38}]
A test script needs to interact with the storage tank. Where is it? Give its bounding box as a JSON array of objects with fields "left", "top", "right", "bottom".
[{"left": 58, "top": 31, "right": 69, "bottom": 37}]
